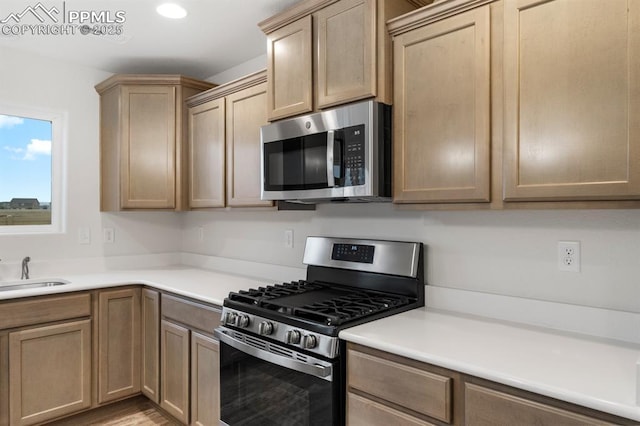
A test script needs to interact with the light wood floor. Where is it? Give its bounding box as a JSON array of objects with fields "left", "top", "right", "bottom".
[{"left": 45, "top": 397, "right": 180, "bottom": 426}]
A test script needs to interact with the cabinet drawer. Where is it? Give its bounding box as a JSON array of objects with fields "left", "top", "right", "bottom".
[
  {"left": 161, "top": 294, "right": 220, "bottom": 334},
  {"left": 348, "top": 392, "right": 436, "bottom": 426},
  {"left": 347, "top": 348, "right": 452, "bottom": 423},
  {"left": 0, "top": 293, "right": 91, "bottom": 330},
  {"left": 465, "top": 383, "right": 615, "bottom": 426}
]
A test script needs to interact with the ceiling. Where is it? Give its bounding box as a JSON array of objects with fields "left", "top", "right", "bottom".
[{"left": 0, "top": 0, "right": 301, "bottom": 80}]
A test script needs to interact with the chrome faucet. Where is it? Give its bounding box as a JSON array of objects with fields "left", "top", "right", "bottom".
[{"left": 21, "top": 256, "right": 30, "bottom": 280}]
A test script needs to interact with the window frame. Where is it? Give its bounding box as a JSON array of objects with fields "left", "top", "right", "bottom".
[{"left": 0, "top": 104, "right": 66, "bottom": 235}]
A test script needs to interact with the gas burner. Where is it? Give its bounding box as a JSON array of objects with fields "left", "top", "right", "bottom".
[
  {"left": 227, "top": 280, "right": 322, "bottom": 305},
  {"left": 227, "top": 280, "right": 414, "bottom": 327},
  {"left": 295, "top": 291, "right": 412, "bottom": 326}
]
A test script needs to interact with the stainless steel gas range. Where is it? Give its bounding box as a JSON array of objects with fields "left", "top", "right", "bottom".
[{"left": 215, "top": 236, "right": 425, "bottom": 426}]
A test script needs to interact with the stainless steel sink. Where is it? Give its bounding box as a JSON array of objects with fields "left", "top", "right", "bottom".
[{"left": 0, "top": 279, "right": 69, "bottom": 292}]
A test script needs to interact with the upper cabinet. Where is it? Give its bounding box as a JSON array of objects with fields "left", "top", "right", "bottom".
[
  {"left": 265, "top": 15, "right": 313, "bottom": 120},
  {"left": 186, "top": 71, "right": 273, "bottom": 209},
  {"left": 390, "top": 0, "right": 640, "bottom": 208},
  {"left": 391, "top": 4, "right": 491, "bottom": 203},
  {"left": 315, "top": 0, "right": 376, "bottom": 108},
  {"left": 502, "top": 0, "right": 640, "bottom": 202},
  {"left": 188, "top": 98, "right": 226, "bottom": 208},
  {"left": 260, "top": 0, "right": 429, "bottom": 121},
  {"left": 95, "top": 75, "right": 215, "bottom": 211}
]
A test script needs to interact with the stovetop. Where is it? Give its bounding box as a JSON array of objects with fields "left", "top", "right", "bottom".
[
  {"left": 218, "top": 237, "right": 425, "bottom": 358},
  {"left": 226, "top": 280, "right": 415, "bottom": 328}
]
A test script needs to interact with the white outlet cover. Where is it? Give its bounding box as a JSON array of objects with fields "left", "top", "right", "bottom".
[
  {"left": 284, "top": 229, "right": 294, "bottom": 248},
  {"left": 103, "top": 228, "right": 115, "bottom": 243},
  {"left": 558, "top": 241, "right": 580, "bottom": 272}
]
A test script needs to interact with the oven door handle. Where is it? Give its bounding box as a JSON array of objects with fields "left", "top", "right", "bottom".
[{"left": 215, "top": 328, "right": 333, "bottom": 381}]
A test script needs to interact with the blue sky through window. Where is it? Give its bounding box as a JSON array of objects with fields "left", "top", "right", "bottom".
[{"left": 0, "top": 114, "right": 52, "bottom": 204}]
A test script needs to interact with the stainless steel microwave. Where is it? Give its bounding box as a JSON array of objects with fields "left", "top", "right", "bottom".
[{"left": 260, "top": 100, "right": 392, "bottom": 203}]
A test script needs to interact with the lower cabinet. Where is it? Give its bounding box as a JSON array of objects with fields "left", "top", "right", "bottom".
[
  {"left": 159, "top": 293, "right": 221, "bottom": 425},
  {"left": 347, "top": 343, "right": 631, "bottom": 426},
  {"left": 347, "top": 343, "right": 458, "bottom": 425},
  {"left": 465, "top": 382, "right": 615, "bottom": 426},
  {"left": 0, "top": 292, "right": 92, "bottom": 426},
  {"left": 160, "top": 320, "right": 190, "bottom": 423},
  {"left": 191, "top": 333, "right": 220, "bottom": 426},
  {"left": 347, "top": 392, "right": 435, "bottom": 426},
  {"left": 9, "top": 320, "right": 92, "bottom": 426},
  {"left": 0, "top": 287, "right": 220, "bottom": 426},
  {"left": 97, "top": 287, "right": 141, "bottom": 404},
  {"left": 141, "top": 288, "right": 160, "bottom": 403}
]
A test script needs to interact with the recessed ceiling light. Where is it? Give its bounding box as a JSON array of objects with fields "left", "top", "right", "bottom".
[{"left": 156, "top": 3, "right": 187, "bottom": 19}]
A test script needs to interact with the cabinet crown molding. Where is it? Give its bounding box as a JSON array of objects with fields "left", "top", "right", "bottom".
[
  {"left": 258, "top": 0, "right": 338, "bottom": 33},
  {"left": 388, "top": 0, "right": 494, "bottom": 35},
  {"left": 95, "top": 74, "right": 215, "bottom": 94},
  {"left": 186, "top": 70, "right": 267, "bottom": 107},
  {"left": 259, "top": 0, "right": 433, "bottom": 34}
]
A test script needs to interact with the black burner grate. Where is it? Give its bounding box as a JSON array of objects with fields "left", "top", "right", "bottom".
[
  {"left": 227, "top": 280, "right": 321, "bottom": 305},
  {"left": 227, "top": 280, "right": 413, "bottom": 326}
]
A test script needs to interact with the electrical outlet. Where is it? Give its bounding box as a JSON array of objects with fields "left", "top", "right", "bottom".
[
  {"left": 558, "top": 241, "right": 580, "bottom": 272},
  {"left": 284, "top": 229, "right": 294, "bottom": 248}
]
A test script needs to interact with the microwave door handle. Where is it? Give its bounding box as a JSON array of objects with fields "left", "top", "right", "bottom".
[{"left": 327, "top": 130, "right": 335, "bottom": 187}]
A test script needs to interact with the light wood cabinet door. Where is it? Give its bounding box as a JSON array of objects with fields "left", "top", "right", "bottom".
[
  {"left": 188, "top": 98, "right": 226, "bottom": 208},
  {"left": 347, "top": 347, "right": 452, "bottom": 423},
  {"left": 1, "top": 332, "right": 7, "bottom": 426},
  {"left": 392, "top": 5, "right": 491, "bottom": 203},
  {"left": 347, "top": 392, "right": 436, "bottom": 426},
  {"left": 9, "top": 320, "right": 91, "bottom": 426},
  {"left": 97, "top": 75, "right": 213, "bottom": 211},
  {"left": 141, "top": 289, "right": 160, "bottom": 403},
  {"left": 503, "top": 0, "right": 640, "bottom": 201},
  {"left": 266, "top": 15, "right": 313, "bottom": 120},
  {"left": 465, "top": 383, "right": 615, "bottom": 426},
  {"left": 97, "top": 288, "right": 141, "bottom": 404},
  {"left": 316, "top": 0, "right": 376, "bottom": 109},
  {"left": 226, "top": 82, "right": 273, "bottom": 207},
  {"left": 190, "top": 332, "right": 220, "bottom": 426},
  {"left": 161, "top": 320, "right": 190, "bottom": 424},
  {"left": 120, "top": 85, "right": 177, "bottom": 209}
]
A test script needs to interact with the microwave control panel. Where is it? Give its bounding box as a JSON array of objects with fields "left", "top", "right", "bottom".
[{"left": 343, "top": 124, "right": 365, "bottom": 187}]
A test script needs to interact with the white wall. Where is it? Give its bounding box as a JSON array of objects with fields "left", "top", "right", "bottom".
[
  {"left": 207, "top": 54, "right": 267, "bottom": 85},
  {"left": 195, "top": 53, "right": 640, "bottom": 319},
  {"left": 181, "top": 204, "right": 640, "bottom": 314},
  {"left": 3, "top": 47, "right": 639, "bottom": 319},
  {"left": 0, "top": 46, "right": 182, "bottom": 280}
]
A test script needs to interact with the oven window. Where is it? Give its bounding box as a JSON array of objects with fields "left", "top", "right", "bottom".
[
  {"left": 264, "top": 133, "right": 329, "bottom": 191},
  {"left": 220, "top": 342, "right": 339, "bottom": 426}
]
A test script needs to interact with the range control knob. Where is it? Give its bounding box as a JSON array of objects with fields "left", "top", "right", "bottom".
[
  {"left": 224, "top": 312, "right": 238, "bottom": 326},
  {"left": 237, "top": 315, "right": 251, "bottom": 328},
  {"left": 302, "top": 334, "right": 318, "bottom": 349},
  {"left": 285, "top": 330, "right": 301, "bottom": 344},
  {"left": 258, "top": 321, "right": 274, "bottom": 336}
]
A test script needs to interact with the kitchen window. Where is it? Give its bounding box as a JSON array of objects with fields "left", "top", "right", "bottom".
[{"left": 0, "top": 106, "right": 65, "bottom": 234}]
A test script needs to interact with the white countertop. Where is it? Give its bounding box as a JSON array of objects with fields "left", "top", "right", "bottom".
[
  {"left": 340, "top": 308, "right": 640, "bottom": 422},
  {"left": 0, "top": 266, "right": 267, "bottom": 306},
  {"left": 2, "top": 267, "right": 639, "bottom": 421}
]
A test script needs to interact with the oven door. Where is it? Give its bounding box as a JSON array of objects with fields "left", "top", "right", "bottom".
[{"left": 215, "top": 326, "right": 341, "bottom": 426}]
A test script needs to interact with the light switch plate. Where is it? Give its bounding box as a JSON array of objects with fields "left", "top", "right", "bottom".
[
  {"left": 103, "top": 228, "right": 115, "bottom": 243},
  {"left": 78, "top": 227, "right": 91, "bottom": 245}
]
